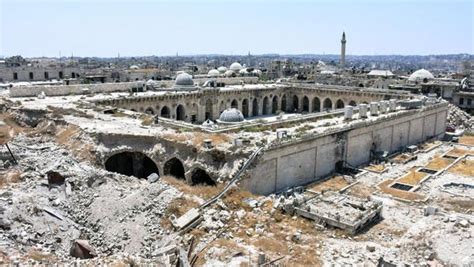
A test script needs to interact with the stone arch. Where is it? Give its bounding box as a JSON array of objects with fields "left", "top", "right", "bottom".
[
  {"left": 302, "top": 96, "right": 309, "bottom": 112},
  {"left": 252, "top": 98, "right": 259, "bottom": 116},
  {"left": 231, "top": 99, "right": 238, "bottom": 109},
  {"left": 163, "top": 157, "right": 185, "bottom": 180},
  {"left": 292, "top": 95, "right": 299, "bottom": 112},
  {"left": 272, "top": 95, "right": 279, "bottom": 114},
  {"left": 349, "top": 100, "right": 357, "bottom": 106},
  {"left": 336, "top": 99, "right": 345, "bottom": 109},
  {"left": 205, "top": 99, "right": 213, "bottom": 120},
  {"left": 262, "top": 96, "right": 270, "bottom": 115},
  {"left": 191, "top": 168, "right": 216, "bottom": 186},
  {"left": 323, "top": 98, "right": 332, "bottom": 111},
  {"left": 176, "top": 104, "right": 186, "bottom": 121},
  {"left": 105, "top": 151, "right": 158, "bottom": 179},
  {"left": 281, "top": 95, "right": 287, "bottom": 112},
  {"left": 145, "top": 107, "right": 155, "bottom": 115},
  {"left": 131, "top": 109, "right": 137, "bottom": 112},
  {"left": 242, "top": 99, "right": 249, "bottom": 117},
  {"left": 312, "top": 97, "right": 321, "bottom": 112},
  {"left": 161, "top": 106, "right": 170, "bottom": 118}
]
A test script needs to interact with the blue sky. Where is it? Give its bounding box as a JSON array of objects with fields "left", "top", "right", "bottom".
[{"left": 0, "top": 0, "right": 472, "bottom": 57}]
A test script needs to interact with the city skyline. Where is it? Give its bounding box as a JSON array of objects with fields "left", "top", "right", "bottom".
[{"left": 1, "top": 0, "right": 473, "bottom": 57}]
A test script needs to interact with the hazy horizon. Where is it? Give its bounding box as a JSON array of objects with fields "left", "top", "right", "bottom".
[{"left": 1, "top": 0, "right": 473, "bottom": 57}]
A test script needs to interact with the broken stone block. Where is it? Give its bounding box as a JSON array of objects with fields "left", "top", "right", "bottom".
[
  {"left": 458, "top": 220, "right": 469, "bottom": 228},
  {"left": 147, "top": 173, "right": 159, "bottom": 183},
  {"left": 173, "top": 208, "right": 201, "bottom": 230},
  {"left": 423, "top": 206, "right": 438, "bottom": 216},
  {"left": 70, "top": 240, "right": 97, "bottom": 259}
]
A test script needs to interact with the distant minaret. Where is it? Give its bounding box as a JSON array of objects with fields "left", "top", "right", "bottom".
[{"left": 340, "top": 31, "right": 346, "bottom": 68}]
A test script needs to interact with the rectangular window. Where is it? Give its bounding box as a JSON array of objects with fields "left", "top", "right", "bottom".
[
  {"left": 468, "top": 99, "right": 472, "bottom": 106},
  {"left": 59, "top": 71, "right": 63, "bottom": 79},
  {"left": 29, "top": 72, "right": 34, "bottom": 80},
  {"left": 13, "top": 72, "right": 18, "bottom": 80},
  {"left": 71, "top": 72, "right": 76, "bottom": 78},
  {"left": 459, "top": 98, "right": 464, "bottom": 105},
  {"left": 44, "top": 72, "right": 49, "bottom": 80}
]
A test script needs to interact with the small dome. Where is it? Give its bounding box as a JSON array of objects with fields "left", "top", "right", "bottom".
[
  {"left": 408, "top": 69, "right": 434, "bottom": 82},
  {"left": 218, "top": 108, "right": 244, "bottom": 123},
  {"left": 225, "top": 70, "right": 235, "bottom": 77},
  {"left": 239, "top": 68, "right": 248, "bottom": 74},
  {"left": 230, "top": 62, "right": 243, "bottom": 71},
  {"left": 252, "top": 69, "right": 262, "bottom": 76},
  {"left": 129, "top": 65, "right": 139, "bottom": 70},
  {"left": 174, "top": 72, "right": 194, "bottom": 86},
  {"left": 208, "top": 69, "right": 220, "bottom": 77},
  {"left": 217, "top": 66, "right": 227, "bottom": 73}
]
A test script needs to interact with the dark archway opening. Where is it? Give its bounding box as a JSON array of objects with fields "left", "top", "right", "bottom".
[
  {"left": 262, "top": 96, "right": 270, "bottom": 115},
  {"left": 281, "top": 95, "right": 287, "bottom": 112},
  {"left": 292, "top": 95, "right": 299, "bottom": 112},
  {"left": 231, "top": 99, "right": 238, "bottom": 109},
  {"left": 176, "top": 104, "right": 186, "bottom": 121},
  {"left": 302, "top": 96, "right": 309, "bottom": 112},
  {"left": 349, "top": 100, "right": 357, "bottom": 107},
  {"left": 164, "top": 158, "right": 185, "bottom": 180},
  {"left": 161, "top": 106, "right": 170, "bottom": 118},
  {"left": 272, "top": 96, "right": 279, "bottom": 114},
  {"left": 105, "top": 152, "right": 158, "bottom": 178},
  {"left": 242, "top": 99, "right": 249, "bottom": 117},
  {"left": 336, "top": 99, "right": 345, "bottom": 109},
  {"left": 191, "top": 168, "right": 216, "bottom": 186},
  {"left": 312, "top": 97, "right": 321, "bottom": 112},
  {"left": 252, "top": 98, "right": 259, "bottom": 116},
  {"left": 205, "top": 99, "right": 213, "bottom": 120},
  {"left": 323, "top": 98, "right": 332, "bottom": 111}
]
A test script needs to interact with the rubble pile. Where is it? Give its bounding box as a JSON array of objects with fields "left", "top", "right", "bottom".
[
  {"left": 0, "top": 133, "right": 183, "bottom": 265},
  {"left": 447, "top": 104, "right": 473, "bottom": 131}
]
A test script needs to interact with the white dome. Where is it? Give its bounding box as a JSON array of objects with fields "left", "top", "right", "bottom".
[
  {"left": 217, "top": 66, "right": 227, "bottom": 73},
  {"left": 129, "top": 65, "right": 139, "bottom": 70},
  {"left": 224, "top": 70, "right": 235, "bottom": 77},
  {"left": 252, "top": 69, "right": 262, "bottom": 76},
  {"left": 174, "top": 72, "right": 194, "bottom": 86},
  {"left": 207, "top": 69, "right": 220, "bottom": 77},
  {"left": 239, "top": 68, "right": 248, "bottom": 74},
  {"left": 218, "top": 108, "right": 244, "bottom": 123},
  {"left": 229, "top": 62, "right": 243, "bottom": 71},
  {"left": 408, "top": 69, "right": 434, "bottom": 82}
]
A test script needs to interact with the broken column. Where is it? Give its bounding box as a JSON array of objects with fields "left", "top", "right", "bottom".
[
  {"left": 379, "top": 101, "right": 388, "bottom": 114},
  {"left": 389, "top": 99, "right": 397, "bottom": 112},
  {"left": 359, "top": 104, "right": 368, "bottom": 118},
  {"left": 344, "top": 106, "right": 353, "bottom": 120},
  {"left": 370, "top": 102, "right": 379, "bottom": 116}
]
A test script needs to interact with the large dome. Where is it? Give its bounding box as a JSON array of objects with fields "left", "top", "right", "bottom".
[
  {"left": 218, "top": 108, "right": 244, "bottom": 123},
  {"left": 229, "top": 62, "right": 243, "bottom": 72},
  {"left": 408, "top": 69, "right": 434, "bottom": 82},
  {"left": 174, "top": 72, "right": 194, "bottom": 86},
  {"left": 207, "top": 69, "right": 220, "bottom": 77}
]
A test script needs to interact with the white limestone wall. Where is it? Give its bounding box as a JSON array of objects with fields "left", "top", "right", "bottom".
[{"left": 242, "top": 104, "right": 448, "bottom": 195}]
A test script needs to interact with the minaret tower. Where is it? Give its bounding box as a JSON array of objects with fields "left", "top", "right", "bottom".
[{"left": 340, "top": 31, "right": 346, "bottom": 68}]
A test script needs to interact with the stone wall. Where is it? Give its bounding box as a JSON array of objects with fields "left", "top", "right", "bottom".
[
  {"left": 9, "top": 82, "right": 139, "bottom": 97},
  {"left": 241, "top": 102, "right": 448, "bottom": 195}
]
